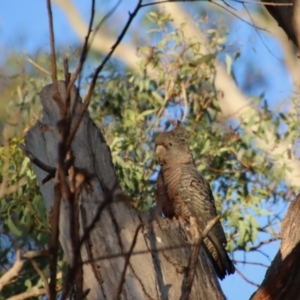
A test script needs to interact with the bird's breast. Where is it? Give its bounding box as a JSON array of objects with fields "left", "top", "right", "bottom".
[{"left": 160, "top": 166, "right": 191, "bottom": 219}]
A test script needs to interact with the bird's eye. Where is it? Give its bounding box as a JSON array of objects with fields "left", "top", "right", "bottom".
[{"left": 169, "top": 142, "right": 173, "bottom": 146}]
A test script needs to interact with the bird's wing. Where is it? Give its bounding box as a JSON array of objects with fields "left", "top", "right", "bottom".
[{"left": 178, "top": 166, "right": 227, "bottom": 246}]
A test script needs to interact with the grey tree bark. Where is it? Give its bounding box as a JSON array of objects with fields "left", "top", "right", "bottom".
[
  {"left": 250, "top": 194, "right": 300, "bottom": 300},
  {"left": 24, "top": 82, "right": 225, "bottom": 300}
]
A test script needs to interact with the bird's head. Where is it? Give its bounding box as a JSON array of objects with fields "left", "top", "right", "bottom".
[{"left": 155, "top": 121, "right": 194, "bottom": 166}]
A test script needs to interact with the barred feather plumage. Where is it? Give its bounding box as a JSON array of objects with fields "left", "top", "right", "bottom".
[{"left": 155, "top": 123, "right": 235, "bottom": 279}]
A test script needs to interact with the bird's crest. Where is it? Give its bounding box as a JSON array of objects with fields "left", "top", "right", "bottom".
[{"left": 171, "top": 119, "right": 185, "bottom": 137}]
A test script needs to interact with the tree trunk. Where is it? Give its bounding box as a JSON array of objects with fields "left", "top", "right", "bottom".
[
  {"left": 24, "top": 82, "right": 225, "bottom": 300},
  {"left": 250, "top": 194, "right": 300, "bottom": 300},
  {"left": 263, "top": 0, "right": 300, "bottom": 56}
]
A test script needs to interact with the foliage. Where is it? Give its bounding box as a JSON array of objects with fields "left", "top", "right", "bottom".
[
  {"left": 0, "top": 9, "right": 300, "bottom": 299},
  {"left": 0, "top": 51, "right": 71, "bottom": 299},
  {"left": 89, "top": 12, "right": 298, "bottom": 255}
]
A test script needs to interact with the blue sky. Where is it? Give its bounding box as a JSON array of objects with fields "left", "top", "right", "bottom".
[
  {"left": 0, "top": 1, "right": 292, "bottom": 299},
  {"left": 0, "top": 1, "right": 292, "bottom": 104}
]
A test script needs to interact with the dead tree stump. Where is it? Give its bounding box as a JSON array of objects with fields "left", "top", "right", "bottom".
[{"left": 24, "top": 82, "right": 225, "bottom": 300}]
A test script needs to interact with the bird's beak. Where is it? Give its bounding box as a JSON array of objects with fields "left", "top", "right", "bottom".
[{"left": 155, "top": 145, "right": 166, "bottom": 156}]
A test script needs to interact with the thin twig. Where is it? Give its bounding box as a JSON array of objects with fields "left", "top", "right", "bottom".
[
  {"left": 56, "top": 161, "right": 72, "bottom": 299},
  {"left": 114, "top": 224, "right": 143, "bottom": 300},
  {"left": 61, "top": 191, "right": 115, "bottom": 300},
  {"left": 79, "top": 0, "right": 121, "bottom": 89},
  {"left": 0, "top": 177, "right": 27, "bottom": 198},
  {"left": 255, "top": 249, "right": 272, "bottom": 262},
  {"left": 141, "top": 0, "right": 271, "bottom": 31},
  {"left": 29, "top": 259, "right": 50, "bottom": 298},
  {"left": 27, "top": 57, "right": 51, "bottom": 75},
  {"left": 140, "top": 0, "right": 293, "bottom": 7},
  {"left": 65, "top": 0, "right": 96, "bottom": 106},
  {"left": 181, "top": 82, "right": 189, "bottom": 123},
  {"left": 78, "top": 197, "right": 112, "bottom": 248},
  {"left": 242, "top": 3, "right": 280, "bottom": 61},
  {"left": 46, "top": 0, "right": 63, "bottom": 107},
  {"left": 46, "top": 0, "right": 57, "bottom": 86},
  {"left": 23, "top": 250, "right": 49, "bottom": 259},
  {"left": 233, "top": 260, "right": 269, "bottom": 268},
  {"left": 19, "top": 145, "right": 55, "bottom": 174},
  {"left": 234, "top": 237, "right": 280, "bottom": 252},
  {"left": 66, "top": 0, "right": 143, "bottom": 150},
  {"left": 44, "top": 13, "right": 97, "bottom": 296},
  {"left": 235, "top": 267, "right": 259, "bottom": 287},
  {"left": 234, "top": 0, "right": 293, "bottom": 5},
  {"left": 6, "top": 285, "right": 62, "bottom": 300},
  {"left": 61, "top": 154, "right": 83, "bottom": 300},
  {"left": 0, "top": 250, "right": 23, "bottom": 292},
  {"left": 210, "top": 0, "right": 266, "bottom": 31},
  {"left": 20, "top": 144, "right": 74, "bottom": 185},
  {"left": 44, "top": 31, "right": 68, "bottom": 298},
  {"left": 180, "top": 217, "right": 201, "bottom": 300},
  {"left": 145, "top": 81, "right": 172, "bottom": 136},
  {"left": 64, "top": 59, "right": 71, "bottom": 85},
  {"left": 93, "top": 1, "right": 121, "bottom": 37},
  {"left": 48, "top": 183, "right": 62, "bottom": 300},
  {"left": 0, "top": 129, "right": 10, "bottom": 200}
]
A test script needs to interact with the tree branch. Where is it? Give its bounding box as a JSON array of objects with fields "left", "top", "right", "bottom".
[
  {"left": 235, "top": 267, "right": 259, "bottom": 287},
  {"left": 65, "top": 0, "right": 95, "bottom": 103},
  {"left": 66, "top": 0, "right": 143, "bottom": 150},
  {"left": 6, "top": 285, "right": 62, "bottom": 300},
  {"left": 0, "top": 250, "right": 23, "bottom": 292},
  {"left": 234, "top": 237, "right": 281, "bottom": 252},
  {"left": 46, "top": 0, "right": 63, "bottom": 107},
  {"left": 114, "top": 224, "right": 143, "bottom": 300},
  {"left": 29, "top": 258, "right": 50, "bottom": 298},
  {"left": 180, "top": 215, "right": 221, "bottom": 300}
]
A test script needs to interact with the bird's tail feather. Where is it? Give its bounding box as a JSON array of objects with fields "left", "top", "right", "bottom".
[{"left": 203, "top": 237, "right": 235, "bottom": 280}]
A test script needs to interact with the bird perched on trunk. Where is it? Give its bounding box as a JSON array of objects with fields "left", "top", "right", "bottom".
[{"left": 155, "top": 121, "right": 235, "bottom": 280}]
